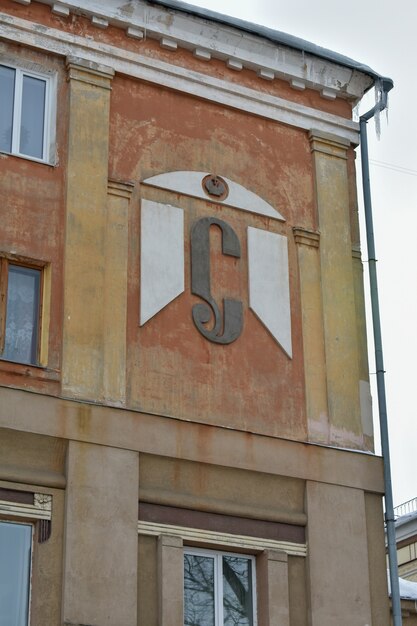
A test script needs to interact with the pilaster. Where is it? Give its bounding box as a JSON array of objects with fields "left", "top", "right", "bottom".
[
  {"left": 257, "top": 549, "right": 290, "bottom": 626},
  {"left": 103, "top": 179, "right": 134, "bottom": 405},
  {"left": 348, "top": 147, "right": 373, "bottom": 448},
  {"left": 63, "top": 441, "right": 139, "bottom": 626},
  {"left": 293, "top": 227, "right": 329, "bottom": 444},
  {"left": 158, "top": 535, "right": 184, "bottom": 626},
  {"left": 352, "top": 246, "right": 374, "bottom": 447},
  {"left": 62, "top": 56, "right": 114, "bottom": 400},
  {"left": 309, "top": 130, "right": 362, "bottom": 446},
  {"left": 305, "top": 481, "right": 373, "bottom": 626}
]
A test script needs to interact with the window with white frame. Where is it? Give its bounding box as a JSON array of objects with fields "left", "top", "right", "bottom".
[
  {"left": 0, "top": 63, "right": 54, "bottom": 163},
  {"left": 0, "top": 521, "right": 32, "bottom": 626},
  {"left": 184, "top": 548, "right": 257, "bottom": 626}
]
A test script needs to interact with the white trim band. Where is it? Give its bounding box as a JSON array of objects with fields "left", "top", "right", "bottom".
[
  {"left": 0, "top": 12, "right": 359, "bottom": 143},
  {"left": 138, "top": 520, "right": 307, "bottom": 557}
]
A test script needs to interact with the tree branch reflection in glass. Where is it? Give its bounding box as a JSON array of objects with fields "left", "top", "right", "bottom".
[
  {"left": 184, "top": 553, "right": 215, "bottom": 626},
  {"left": 223, "top": 556, "right": 253, "bottom": 626},
  {"left": 184, "top": 550, "right": 255, "bottom": 626}
]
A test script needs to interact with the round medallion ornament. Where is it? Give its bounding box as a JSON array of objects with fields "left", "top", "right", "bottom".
[{"left": 202, "top": 174, "right": 229, "bottom": 201}]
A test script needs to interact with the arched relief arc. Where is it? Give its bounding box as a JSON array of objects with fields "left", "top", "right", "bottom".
[{"left": 141, "top": 171, "right": 285, "bottom": 221}]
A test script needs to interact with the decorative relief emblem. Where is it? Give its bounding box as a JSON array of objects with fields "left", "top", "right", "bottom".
[
  {"left": 202, "top": 174, "right": 229, "bottom": 200},
  {"left": 140, "top": 199, "right": 184, "bottom": 325},
  {"left": 34, "top": 493, "right": 53, "bottom": 511},
  {"left": 142, "top": 171, "right": 285, "bottom": 220},
  {"left": 140, "top": 171, "right": 292, "bottom": 357},
  {"left": 191, "top": 217, "right": 243, "bottom": 344}
]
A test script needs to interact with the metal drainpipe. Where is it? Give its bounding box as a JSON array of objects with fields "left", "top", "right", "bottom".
[{"left": 359, "top": 79, "right": 402, "bottom": 626}]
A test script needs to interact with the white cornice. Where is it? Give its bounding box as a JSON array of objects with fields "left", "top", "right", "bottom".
[
  {"left": 17, "top": 0, "right": 373, "bottom": 102},
  {"left": 0, "top": 11, "right": 359, "bottom": 143}
]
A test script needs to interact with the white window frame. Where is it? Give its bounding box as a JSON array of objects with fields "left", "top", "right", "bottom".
[
  {"left": 184, "top": 547, "right": 258, "bottom": 626},
  {"left": 0, "top": 62, "right": 56, "bottom": 164}
]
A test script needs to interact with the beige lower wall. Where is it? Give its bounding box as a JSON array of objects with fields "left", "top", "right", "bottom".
[
  {"left": 288, "top": 556, "right": 308, "bottom": 626},
  {"left": 0, "top": 386, "right": 385, "bottom": 494},
  {"left": 306, "top": 481, "right": 374, "bottom": 626},
  {"left": 257, "top": 550, "right": 290, "bottom": 626},
  {"left": 139, "top": 453, "right": 306, "bottom": 525},
  {"left": 158, "top": 535, "right": 184, "bottom": 626},
  {"left": 31, "top": 487, "right": 64, "bottom": 626},
  {"left": 62, "top": 441, "right": 139, "bottom": 626},
  {"left": 138, "top": 535, "right": 158, "bottom": 626},
  {"left": 0, "top": 427, "right": 67, "bottom": 487},
  {"left": 0, "top": 422, "right": 390, "bottom": 626},
  {"left": 365, "top": 492, "right": 391, "bottom": 624}
]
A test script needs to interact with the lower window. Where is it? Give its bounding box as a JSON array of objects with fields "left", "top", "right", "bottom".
[
  {"left": 184, "top": 548, "right": 256, "bottom": 626},
  {"left": 0, "top": 521, "right": 32, "bottom": 626},
  {"left": 0, "top": 258, "right": 44, "bottom": 365}
]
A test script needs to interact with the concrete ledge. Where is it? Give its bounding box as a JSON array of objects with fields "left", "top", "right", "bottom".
[{"left": 0, "top": 386, "right": 384, "bottom": 493}]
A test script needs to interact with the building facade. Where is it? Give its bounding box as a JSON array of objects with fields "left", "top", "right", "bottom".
[
  {"left": 386, "top": 499, "right": 417, "bottom": 623},
  {"left": 394, "top": 498, "right": 417, "bottom": 583},
  {"left": 0, "top": 1, "right": 391, "bottom": 624}
]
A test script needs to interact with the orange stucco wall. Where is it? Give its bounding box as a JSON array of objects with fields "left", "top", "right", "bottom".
[
  {"left": 0, "top": 41, "right": 67, "bottom": 394},
  {"left": 0, "top": 0, "right": 363, "bottom": 444},
  {"left": 108, "top": 75, "right": 314, "bottom": 437}
]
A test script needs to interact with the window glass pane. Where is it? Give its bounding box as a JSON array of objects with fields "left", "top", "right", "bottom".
[
  {"left": 20, "top": 75, "right": 46, "bottom": 159},
  {"left": 3, "top": 265, "right": 41, "bottom": 365},
  {"left": 184, "top": 554, "right": 215, "bottom": 626},
  {"left": 0, "top": 522, "right": 32, "bottom": 626},
  {"left": 0, "top": 65, "right": 15, "bottom": 153},
  {"left": 222, "top": 556, "right": 253, "bottom": 626}
]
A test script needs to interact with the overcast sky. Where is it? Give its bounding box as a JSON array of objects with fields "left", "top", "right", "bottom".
[{"left": 185, "top": 0, "right": 417, "bottom": 507}]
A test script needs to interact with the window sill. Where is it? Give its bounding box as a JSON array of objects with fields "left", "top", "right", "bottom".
[
  {"left": 0, "top": 359, "right": 60, "bottom": 382},
  {"left": 0, "top": 150, "right": 55, "bottom": 167}
]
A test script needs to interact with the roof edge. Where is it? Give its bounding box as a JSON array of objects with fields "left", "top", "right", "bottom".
[{"left": 149, "top": 0, "right": 393, "bottom": 90}]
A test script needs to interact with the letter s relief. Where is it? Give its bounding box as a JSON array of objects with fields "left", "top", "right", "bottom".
[{"left": 190, "top": 217, "right": 243, "bottom": 344}]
